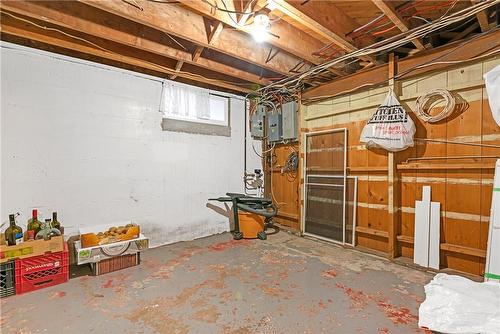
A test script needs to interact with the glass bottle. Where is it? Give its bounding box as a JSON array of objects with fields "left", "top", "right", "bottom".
[
  {"left": 35, "top": 219, "right": 61, "bottom": 240},
  {"left": 51, "top": 212, "right": 61, "bottom": 232},
  {"left": 27, "top": 209, "right": 41, "bottom": 234},
  {"left": 5, "top": 214, "right": 23, "bottom": 246}
]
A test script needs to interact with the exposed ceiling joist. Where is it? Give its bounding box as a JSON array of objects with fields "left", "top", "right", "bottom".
[
  {"left": 79, "top": 0, "right": 301, "bottom": 76},
  {"left": 267, "top": 0, "right": 378, "bottom": 66},
  {"left": 176, "top": 0, "right": 327, "bottom": 66},
  {"left": 182, "top": 21, "right": 224, "bottom": 78},
  {"left": 449, "top": 22, "right": 480, "bottom": 42},
  {"left": 302, "top": 29, "right": 500, "bottom": 101},
  {"left": 0, "top": 19, "right": 254, "bottom": 93},
  {"left": 0, "top": 1, "right": 270, "bottom": 86},
  {"left": 371, "top": 0, "right": 426, "bottom": 51},
  {"left": 238, "top": 0, "right": 267, "bottom": 25},
  {"left": 470, "top": 0, "right": 491, "bottom": 32}
]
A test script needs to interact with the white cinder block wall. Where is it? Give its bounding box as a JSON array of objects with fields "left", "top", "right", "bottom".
[{"left": 0, "top": 42, "right": 261, "bottom": 247}]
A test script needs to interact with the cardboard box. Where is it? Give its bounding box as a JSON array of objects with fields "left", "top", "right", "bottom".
[
  {"left": 79, "top": 222, "right": 140, "bottom": 248},
  {"left": 0, "top": 236, "right": 65, "bottom": 264},
  {"left": 74, "top": 234, "right": 148, "bottom": 265}
]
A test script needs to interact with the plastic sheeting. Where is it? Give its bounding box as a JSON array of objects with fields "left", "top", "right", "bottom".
[
  {"left": 484, "top": 64, "right": 500, "bottom": 127},
  {"left": 419, "top": 273, "right": 500, "bottom": 334}
]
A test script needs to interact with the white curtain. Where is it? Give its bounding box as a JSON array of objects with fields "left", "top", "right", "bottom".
[{"left": 160, "top": 81, "right": 210, "bottom": 119}]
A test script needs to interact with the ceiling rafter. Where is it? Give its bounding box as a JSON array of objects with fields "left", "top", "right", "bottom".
[
  {"left": 302, "top": 29, "right": 500, "bottom": 101},
  {"left": 79, "top": 0, "right": 302, "bottom": 77},
  {"left": 371, "top": 0, "right": 426, "bottom": 51},
  {"left": 237, "top": 0, "right": 267, "bottom": 26},
  {"left": 0, "top": 0, "right": 271, "bottom": 87},
  {"left": 177, "top": 20, "right": 224, "bottom": 80},
  {"left": 262, "top": 0, "right": 379, "bottom": 75},
  {"left": 449, "top": 22, "right": 480, "bottom": 42},
  {"left": 175, "top": 0, "right": 327, "bottom": 68},
  {"left": 0, "top": 15, "right": 254, "bottom": 93},
  {"left": 269, "top": 0, "right": 368, "bottom": 54},
  {"left": 470, "top": 0, "right": 491, "bottom": 32}
]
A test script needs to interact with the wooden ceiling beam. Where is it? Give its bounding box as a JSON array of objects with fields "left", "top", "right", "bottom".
[
  {"left": 265, "top": 0, "right": 378, "bottom": 65},
  {"left": 302, "top": 29, "right": 500, "bottom": 101},
  {"left": 0, "top": 20, "right": 254, "bottom": 94},
  {"left": 471, "top": 0, "right": 491, "bottom": 32},
  {"left": 238, "top": 0, "right": 267, "bottom": 25},
  {"left": 449, "top": 22, "right": 480, "bottom": 42},
  {"left": 79, "top": 0, "right": 302, "bottom": 76},
  {"left": 184, "top": 21, "right": 224, "bottom": 80},
  {"left": 0, "top": 1, "right": 270, "bottom": 85},
  {"left": 176, "top": 0, "right": 326, "bottom": 66},
  {"left": 371, "top": 0, "right": 426, "bottom": 51}
]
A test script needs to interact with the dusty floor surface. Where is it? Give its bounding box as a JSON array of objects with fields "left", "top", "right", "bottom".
[{"left": 1, "top": 232, "right": 433, "bottom": 334}]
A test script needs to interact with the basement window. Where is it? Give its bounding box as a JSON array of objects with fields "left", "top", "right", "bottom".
[{"left": 160, "top": 81, "right": 230, "bottom": 136}]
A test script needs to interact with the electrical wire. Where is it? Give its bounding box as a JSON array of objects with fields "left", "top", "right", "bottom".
[
  {"left": 258, "top": 0, "right": 499, "bottom": 99},
  {"left": 282, "top": 151, "right": 299, "bottom": 173},
  {"left": 415, "top": 89, "right": 456, "bottom": 122},
  {"left": 302, "top": 46, "right": 500, "bottom": 103},
  {"left": 252, "top": 141, "right": 275, "bottom": 158},
  {"left": 0, "top": 10, "right": 258, "bottom": 91},
  {"left": 202, "top": 0, "right": 259, "bottom": 15}
]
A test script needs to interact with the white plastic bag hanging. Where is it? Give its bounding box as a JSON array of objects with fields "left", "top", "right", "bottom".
[
  {"left": 360, "top": 89, "right": 415, "bottom": 152},
  {"left": 484, "top": 64, "right": 500, "bottom": 127}
]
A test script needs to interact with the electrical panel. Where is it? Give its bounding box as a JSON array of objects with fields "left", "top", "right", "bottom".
[
  {"left": 282, "top": 101, "right": 298, "bottom": 140},
  {"left": 267, "top": 112, "right": 282, "bottom": 143},
  {"left": 250, "top": 105, "right": 265, "bottom": 139}
]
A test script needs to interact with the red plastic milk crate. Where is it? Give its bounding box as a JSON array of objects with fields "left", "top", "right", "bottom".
[{"left": 15, "top": 243, "right": 69, "bottom": 295}]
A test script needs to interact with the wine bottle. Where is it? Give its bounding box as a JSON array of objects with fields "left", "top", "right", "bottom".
[
  {"left": 35, "top": 219, "right": 61, "bottom": 240},
  {"left": 27, "top": 209, "right": 41, "bottom": 234},
  {"left": 5, "top": 214, "right": 23, "bottom": 246},
  {"left": 51, "top": 212, "right": 61, "bottom": 232}
]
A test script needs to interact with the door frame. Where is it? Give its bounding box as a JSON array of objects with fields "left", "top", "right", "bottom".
[{"left": 301, "top": 128, "right": 347, "bottom": 244}]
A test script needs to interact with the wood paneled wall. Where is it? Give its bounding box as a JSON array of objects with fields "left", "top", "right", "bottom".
[
  {"left": 295, "top": 56, "right": 500, "bottom": 277},
  {"left": 265, "top": 143, "right": 301, "bottom": 230}
]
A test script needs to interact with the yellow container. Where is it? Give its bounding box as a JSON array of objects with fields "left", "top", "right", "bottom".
[{"left": 238, "top": 212, "right": 264, "bottom": 239}]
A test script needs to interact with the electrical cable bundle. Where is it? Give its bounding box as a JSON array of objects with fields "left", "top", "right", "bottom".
[
  {"left": 282, "top": 151, "right": 299, "bottom": 174},
  {"left": 258, "top": 0, "right": 499, "bottom": 98},
  {"left": 415, "top": 89, "right": 456, "bottom": 122}
]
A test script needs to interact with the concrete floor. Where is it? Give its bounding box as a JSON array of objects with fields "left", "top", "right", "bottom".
[{"left": 1, "top": 232, "right": 433, "bottom": 334}]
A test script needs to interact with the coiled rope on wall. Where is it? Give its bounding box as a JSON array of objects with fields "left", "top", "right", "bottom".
[{"left": 415, "top": 89, "right": 456, "bottom": 122}]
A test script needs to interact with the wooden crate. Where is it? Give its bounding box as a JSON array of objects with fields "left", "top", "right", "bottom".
[
  {"left": 90, "top": 253, "right": 140, "bottom": 276},
  {"left": 0, "top": 236, "right": 65, "bottom": 264}
]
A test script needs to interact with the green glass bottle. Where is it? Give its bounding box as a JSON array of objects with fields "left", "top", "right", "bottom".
[
  {"left": 35, "top": 219, "right": 61, "bottom": 240},
  {"left": 27, "top": 209, "right": 41, "bottom": 234},
  {"left": 51, "top": 212, "right": 61, "bottom": 233},
  {"left": 5, "top": 214, "right": 23, "bottom": 246}
]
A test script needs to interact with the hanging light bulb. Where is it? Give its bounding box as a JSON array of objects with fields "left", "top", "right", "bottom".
[
  {"left": 252, "top": 12, "right": 270, "bottom": 43},
  {"left": 266, "top": 0, "right": 278, "bottom": 11}
]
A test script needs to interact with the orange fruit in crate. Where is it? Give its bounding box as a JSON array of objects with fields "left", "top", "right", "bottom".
[{"left": 81, "top": 233, "right": 100, "bottom": 248}]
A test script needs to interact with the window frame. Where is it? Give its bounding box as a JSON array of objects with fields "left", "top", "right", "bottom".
[{"left": 161, "top": 88, "right": 232, "bottom": 136}]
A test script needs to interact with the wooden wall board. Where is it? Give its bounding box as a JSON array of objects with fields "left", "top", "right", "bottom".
[
  {"left": 266, "top": 144, "right": 300, "bottom": 231},
  {"left": 292, "top": 57, "right": 500, "bottom": 277}
]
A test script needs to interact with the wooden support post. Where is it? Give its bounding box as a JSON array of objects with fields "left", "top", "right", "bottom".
[{"left": 387, "top": 53, "right": 400, "bottom": 259}]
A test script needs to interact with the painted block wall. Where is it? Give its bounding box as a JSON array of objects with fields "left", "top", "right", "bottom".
[{"left": 0, "top": 42, "right": 261, "bottom": 247}]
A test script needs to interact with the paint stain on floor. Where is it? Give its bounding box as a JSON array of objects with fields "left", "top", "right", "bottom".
[{"left": 1, "top": 232, "right": 432, "bottom": 334}]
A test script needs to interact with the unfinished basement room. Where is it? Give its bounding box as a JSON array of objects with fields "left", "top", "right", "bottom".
[{"left": 1, "top": 0, "right": 500, "bottom": 333}]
